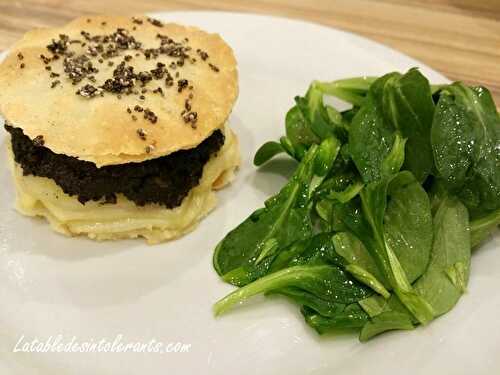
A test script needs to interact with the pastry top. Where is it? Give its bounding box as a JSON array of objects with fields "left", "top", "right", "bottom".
[{"left": 0, "top": 15, "right": 238, "bottom": 166}]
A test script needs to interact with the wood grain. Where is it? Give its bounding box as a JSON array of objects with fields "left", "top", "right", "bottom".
[{"left": 0, "top": 0, "right": 499, "bottom": 103}]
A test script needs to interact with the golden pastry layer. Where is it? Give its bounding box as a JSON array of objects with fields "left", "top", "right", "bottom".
[{"left": 0, "top": 15, "right": 238, "bottom": 166}]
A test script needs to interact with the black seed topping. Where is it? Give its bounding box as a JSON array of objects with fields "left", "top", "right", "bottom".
[
  {"left": 40, "top": 54, "right": 51, "bottom": 64},
  {"left": 63, "top": 54, "right": 98, "bottom": 84},
  {"left": 153, "top": 87, "right": 164, "bottom": 96},
  {"left": 182, "top": 111, "right": 198, "bottom": 127},
  {"left": 47, "top": 34, "right": 70, "bottom": 54},
  {"left": 76, "top": 84, "right": 102, "bottom": 98},
  {"left": 136, "top": 128, "right": 147, "bottom": 140},
  {"left": 196, "top": 48, "right": 209, "bottom": 61},
  {"left": 147, "top": 18, "right": 163, "bottom": 27},
  {"left": 208, "top": 63, "right": 220, "bottom": 72},
  {"left": 101, "top": 61, "right": 135, "bottom": 93},
  {"left": 144, "top": 108, "right": 158, "bottom": 124},
  {"left": 31, "top": 21, "right": 225, "bottom": 128},
  {"left": 137, "top": 70, "right": 152, "bottom": 86},
  {"left": 177, "top": 78, "right": 188, "bottom": 92},
  {"left": 184, "top": 98, "right": 192, "bottom": 111}
]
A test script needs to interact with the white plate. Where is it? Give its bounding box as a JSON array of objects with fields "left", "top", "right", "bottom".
[{"left": 1, "top": 11, "right": 499, "bottom": 375}]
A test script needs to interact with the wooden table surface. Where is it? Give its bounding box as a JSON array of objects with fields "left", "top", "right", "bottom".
[{"left": 0, "top": 0, "right": 499, "bottom": 103}]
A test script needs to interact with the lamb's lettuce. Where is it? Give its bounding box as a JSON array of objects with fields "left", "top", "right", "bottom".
[{"left": 212, "top": 68, "right": 499, "bottom": 342}]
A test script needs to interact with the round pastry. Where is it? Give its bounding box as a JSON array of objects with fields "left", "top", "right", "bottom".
[{"left": 0, "top": 15, "right": 240, "bottom": 244}]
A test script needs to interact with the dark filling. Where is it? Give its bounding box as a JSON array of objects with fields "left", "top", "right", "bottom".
[{"left": 6, "top": 125, "right": 224, "bottom": 208}]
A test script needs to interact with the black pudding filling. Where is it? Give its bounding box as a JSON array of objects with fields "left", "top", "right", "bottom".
[{"left": 5, "top": 125, "right": 225, "bottom": 208}]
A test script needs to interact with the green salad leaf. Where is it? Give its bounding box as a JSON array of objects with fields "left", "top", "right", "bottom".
[
  {"left": 303, "top": 304, "right": 370, "bottom": 334},
  {"left": 357, "top": 172, "right": 434, "bottom": 324},
  {"left": 253, "top": 141, "right": 285, "bottom": 166},
  {"left": 212, "top": 68, "right": 499, "bottom": 342},
  {"left": 359, "top": 311, "right": 414, "bottom": 342},
  {"left": 377, "top": 68, "right": 435, "bottom": 182},
  {"left": 431, "top": 83, "right": 500, "bottom": 217},
  {"left": 214, "top": 137, "right": 340, "bottom": 280},
  {"left": 213, "top": 264, "right": 371, "bottom": 316},
  {"left": 349, "top": 87, "right": 395, "bottom": 183},
  {"left": 413, "top": 197, "right": 471, "bottom": 316},
  {"left": 470, "top": 207, "right": 500, "bottom": 248},
  {"left": 349, "top": 69, "right": 435, "bottom": 183}
]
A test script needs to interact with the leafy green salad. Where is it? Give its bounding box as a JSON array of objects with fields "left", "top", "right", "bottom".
[{"left": 212, "top": 68, "right": 500, "bottom": 341}]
